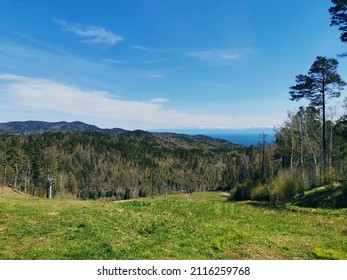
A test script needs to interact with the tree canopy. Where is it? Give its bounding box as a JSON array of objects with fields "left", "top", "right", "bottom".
[
  {"left": 289, "top": 56, "right": 345, "bottom": 105},
  {"left": 330, "top": 0, "right": 347, "bottom": 42}
]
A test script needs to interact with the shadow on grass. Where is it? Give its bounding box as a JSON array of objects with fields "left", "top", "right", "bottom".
[
  {"left": 294, "top": 184, "right": 347, "bottom": 209},
  {"left": 226, "top": 183, "right": 347, "bottom": 210}
]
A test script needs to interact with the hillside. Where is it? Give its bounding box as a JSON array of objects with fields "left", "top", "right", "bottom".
[
  {"left": 0, "top": 127, "right": 244, "bottom": 199},
  {"left": 0, "top": 120, "right": 239, "bottom": 149},
  {"left": 0, "top": 189, "right": 346, "bottom": 260},
  {"left": 0, "top": 121, "right": 126, "bottom": 135},
  {"left": 152, "top": 132, "right": 239, "bottom": 149}
]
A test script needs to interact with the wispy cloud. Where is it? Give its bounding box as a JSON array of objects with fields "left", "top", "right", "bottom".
[
  {"left": 185, "top": 48, "right": 241, "bottom": 66},
  {"left": 150, "top": 97, "right": 169, "bottom": 103},
  {"left": 53, "top": 18, "right": 123, "bottom": 45},
  {"left": 0, "top": 75, "right": 275, "bottom": 129},
  {"left": 101, "top": 58, "right": 125, "bottom": 64},
  {"left": 132, "top": 45, "right": 176, "bottom": 53},
  {"left": 132, "top": 45, "right": 148, "bottom": 50}
]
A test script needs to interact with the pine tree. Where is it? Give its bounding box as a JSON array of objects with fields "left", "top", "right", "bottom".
[
  {"left": 289, "top": 56, "right": 346, "bottom": 174},
  {"left": 330, "top": 0, "right": 347, "bottom": 43},
  {"left": 5, "top": 136, "right": 24, "bottom": 188}
]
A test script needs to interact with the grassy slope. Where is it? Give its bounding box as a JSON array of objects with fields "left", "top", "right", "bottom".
[{"left": 0, "top": 187, "right": 346, "bottom": 260}]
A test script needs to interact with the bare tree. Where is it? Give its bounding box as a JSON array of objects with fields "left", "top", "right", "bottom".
[
  {"left": 327, "top": 106, "right": 337, "bottom": 170},
  {"left": 47, "top": 174, "right": 55, "bottom": 199},
  {"left": 163, "top": 183, "right": 170, "bottom": 199},
  {"left": 258, "top": 133, "right": 267, "bottom": 180},
  {"left": 24, "top": 159, "right": 34, "bottom": 193}
]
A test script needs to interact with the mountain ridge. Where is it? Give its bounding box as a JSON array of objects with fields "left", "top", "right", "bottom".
[
  {"left": 0, "top": 120, "right": 126, "bottom": 135},
  {"left": 0, "top": 120, "right": 241, "bottom": 149}
]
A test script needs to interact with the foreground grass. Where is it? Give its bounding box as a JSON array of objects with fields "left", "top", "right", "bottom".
[{"left": 0, "top": 188, "right": 346, "bottom": 260}]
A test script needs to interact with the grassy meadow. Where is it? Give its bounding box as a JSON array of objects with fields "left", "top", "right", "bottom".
[{"left": 0, "top": 186, "right": 346, "bottom": 260}]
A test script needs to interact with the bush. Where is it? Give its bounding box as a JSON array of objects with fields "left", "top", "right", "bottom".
[
  {"left": 229, "top": 181, "right": 253, "bottom": 201},
  {"left": 250, "top": 184, "right": 270, "bottom": 201},
  {"left": 270, "top": 171, "right": 305, "bottom": 204},
  {"left": 322, "top": 168, "right": 338, "bottom": 185}
]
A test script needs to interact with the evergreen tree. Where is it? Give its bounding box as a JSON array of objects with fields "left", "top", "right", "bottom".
[
  {"left": 330, "top": 0, "right": 347, "bottom": 43},
  {"left": 26, "top": 137, "right": 45, "bottom": 195},
  {"left": 5, "top": 136, "right": 24, "bottom": 188},
  {"left": 289, "top": 56, "right": 346, "bottom": 174},
  {"left": 67, "top": 172, "right": 78, "bottom": 196}
]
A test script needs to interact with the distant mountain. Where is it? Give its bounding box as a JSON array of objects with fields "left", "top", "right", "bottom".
[
  {"left": 0, "top": 121, "right": 127, "bottom": 135},
  {"left": 152, "top": 132, "right": 239, "bottom": 149},
  {"left": 0, "top": 121, "right": 241, "bottom": 149}
]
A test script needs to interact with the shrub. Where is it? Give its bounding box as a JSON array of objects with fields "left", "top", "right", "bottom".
[
  {"left": 229, "top": 181, "right": 253, "bottom": 201},
  {"left": 270, "top": 171, "right": 305, "bottom": 204},
  {"left": 250, "top": 184, "right": 270, "bottom": 201},
  {"left": 322, "top": 168, "right": 338, "bottom": 185}
]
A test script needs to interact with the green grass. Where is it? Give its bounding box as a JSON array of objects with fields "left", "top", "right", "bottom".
[{"left": 0, "top": 187, "right": 346, "bottom": 260}]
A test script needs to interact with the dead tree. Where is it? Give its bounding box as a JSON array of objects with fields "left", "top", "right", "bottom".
[
  {"left": 47, "top": 174, "right": 55, "bottom": 199},
  {"left": 163, "top": 184, "right": 170, "bottom": 199}
]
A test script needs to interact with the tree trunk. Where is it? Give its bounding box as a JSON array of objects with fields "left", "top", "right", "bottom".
[
  {"left": 14, "top": 163, "right": 19, "bottom": 189},
  {"left": 329, "top": 120, "right": 333, "bottom": 169},
  {"left": 290, "top": 132, "right": 294, "bottom": 171},
  {"left": 260, "top": 133, "right": 266, "bottom": 179},
  {"left": 299, "top": 118, "right": 304, "bottom": 176},
  {"left": 3, "top": 165, "right": 7, "bottom": 185},
  {"left": 322, "top": 84, "right": 327, "bottom": 175}
]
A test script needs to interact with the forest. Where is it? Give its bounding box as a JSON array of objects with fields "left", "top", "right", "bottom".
[
  {"left": 1, "top": 97, "right": 347, "bottom": 205},
  {"left": 0, "top": 129, "right": 245, "bottom": 199}
]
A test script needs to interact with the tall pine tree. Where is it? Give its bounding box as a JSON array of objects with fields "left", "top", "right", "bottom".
[
  {"left": 330, "top": 0, "right": 347, "bottom": 43},
  {"left": 289, "top": 56, "right": 346, "bottom": 174}
]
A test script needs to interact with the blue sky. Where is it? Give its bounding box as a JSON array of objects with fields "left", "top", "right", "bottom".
[{"left": 0, "top": 0, "right": 346, "bottom": 130}]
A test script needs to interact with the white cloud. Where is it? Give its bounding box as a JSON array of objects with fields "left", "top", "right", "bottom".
[
  {"left": 132, "top": 45, "right": 148, "bottom": 50},
  {"left": 0, "top": 75, "right": 275, "bottom": 130},
  {"left": 132, "top": 45, "right": 174, "bottom": 53},
  {"left": 150, "top": 98, "right": 169, "bottom": 103},
  {"left": 53, "top": 18, "right": 123, "bottom": 46},
  {"left": 185, "top": 48, "right": 241, "bottom": 66}
]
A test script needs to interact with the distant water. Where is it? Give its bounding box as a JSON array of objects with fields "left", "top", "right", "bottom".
[{"left": 204, "top": 133, "right": 276, "bottom": 147}]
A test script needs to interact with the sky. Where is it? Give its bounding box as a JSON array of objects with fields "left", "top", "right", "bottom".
[{"left": 0, "top": 0, "right": 347, "bottom": 131}]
